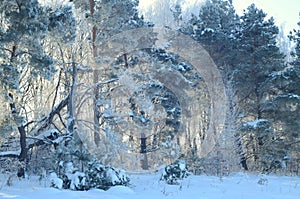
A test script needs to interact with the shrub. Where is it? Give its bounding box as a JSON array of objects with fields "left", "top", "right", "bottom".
[
  {"left": 62, "top": 162, "right": 88, "bottom": 190},
  {"left": 86, "top": 159, "right": 130, "bottom": 190},
  {"left": 49, "top": 159, "right": 130, "bottom": 191},
  {"left": 160, "top": 160, "right": 190, "bottom": 185}
]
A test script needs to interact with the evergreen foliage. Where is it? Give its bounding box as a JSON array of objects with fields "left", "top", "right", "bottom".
[
  {"left": 235, "top": 3, "right": 285, "bottom": 119},
  {"left": 87, "top": 159, "right": 130, "bottom": 190},
  {"left": 233, "top": 4, "right": 286, "bottom": 172},
  {"left": 49, "top": 159, "right": 130, "bottom": 191},
  {"left": 160, "top": 160, "right": 190, "bottom": 185},
  {"left": 0, "top": 0, "right": 54, "bottom": 89},
  {"left": 182, "top": 0, "right": 239, "bottom": 67}
]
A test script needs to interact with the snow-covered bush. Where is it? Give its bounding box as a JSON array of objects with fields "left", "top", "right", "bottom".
[
  {"left": 51, "top": 162, "right": 88, "bottom": 191},
  {"left": 160, "top": 160, "right": 190, "bottom": 185},
  {"left": 86, "top": 159, "right": 130, "bottom": 190},
  {"left": 258, "top": 177, "right": 268, "bottom": 185},
  {"left": 49, "top": 172, "right": 63, "bottom": 189},
  {"left": 49, "top": 159, "right": 130, "bottom": 191},
  {"left": 63, "top": 162, "right": 88, "bottom": 190}
]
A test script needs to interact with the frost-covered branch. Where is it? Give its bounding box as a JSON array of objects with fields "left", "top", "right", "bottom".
[
  {"left": 26, "top": 129, "right": 72, "bottom": 150},
  {"left": 31, "top": 95, "right": 69, "bottom": 135},
  {"left": 0, "top": 150, "right": 20, "bottom": 158}
]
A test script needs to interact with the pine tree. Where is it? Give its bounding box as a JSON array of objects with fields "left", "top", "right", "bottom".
[
  {"left": 0, "top": 0, "right": 76, "bottom": 175},
  {"left": 259, "top": 14, "right": 300, "bottom": 174},
  {"left": 183, "top": 0, "right": 239, "bottom": 68},
  {"left": 235, "top": 4, "right": 285, "bottom": 120},
  {"left": 181, "top": 0, "right": 242, "bottom": 172},
  {"left": 234, "top": 4, "right": 286, "bottom": 172},
  {"left": 72, "top": 0, "right": 152, "bottom": 168},
  {"left": 0, "top": 0, "right": 54, "bottom": 163},
  {"left": 290, "top": 13, "right": 300, "bottom": 68}
]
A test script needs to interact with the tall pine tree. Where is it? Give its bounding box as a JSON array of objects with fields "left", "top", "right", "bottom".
[
  {"left": 235, "top": 4, "right": 286, "bottom": 172},
  {"left": 235, "top": 4, "right": 285, "bottom": 120},
  {"left": 260, "top": 13, "right": 300, "bottom": 174},
  {"left": 183, "top": 0, "right": 239, "bottom": 68}
]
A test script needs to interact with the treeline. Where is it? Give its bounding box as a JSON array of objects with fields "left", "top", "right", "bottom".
[
  {"left": 0, "top": 0, "right": 299, "bottom": 178},
  {"left": 178, "top": 0, "right": 300, "bottom": 174}
]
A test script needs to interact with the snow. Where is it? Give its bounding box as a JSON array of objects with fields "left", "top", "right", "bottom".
[
  {"left": 178, "top": 160, "right": 186, "bottom": 171},
  {"left": 49, "top": 172, "right": 63, "bottom": 189},
  {"left": 243, "top": 119, "right": 269, "bottom": 129},
  {"left": 63, "top": 162, "right": 88, "bottom": 190},
  {"left": 69, "top": 171, "right": 86, "bottom": 190},
  {"left": 35, "top": 129, "right": 59, "bottom": 140},
  {"left": 0, "top": 150, "right": 20, "bottom": 156},
  {"left": 289, "top": 94, "right": 300, "bottom": 99},
  {"left": 201, "top": 28, "right": 215, "bottom": 35},
  {"left": 279, "top": 93, "right": 300, "bottom": 100},
  {"left": 0, "top": 173, "right": 299, "bottom": 199},
  {"left": 107, "top": 168, "right": 122, "bottom": 185}
]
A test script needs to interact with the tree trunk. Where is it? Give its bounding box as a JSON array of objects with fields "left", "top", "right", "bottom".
[
  {"left": 8, "top": 93, "right": 26, "bottom": 178},
  {"left": 18, "top": 125, "right": 27, "bottom": 162},
  {"left": 90, "top": 0, "right": 101, "bottom": 146},
  {"left": 140, "top": 133, "right": 149, "bottom": 170},
  {"left": 93, "top": 69, "right": 100, "bottom": 146},
  {"left": 67, "top": 53, "right": 77, "bottom": 137},
  {"left": 235, "top": 133, "right": 248, "bottom": 170}
]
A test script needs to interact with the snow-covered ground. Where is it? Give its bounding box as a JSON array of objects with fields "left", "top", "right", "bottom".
[{"left": 0, "top": 172, "right": 299, "bottom": 199}]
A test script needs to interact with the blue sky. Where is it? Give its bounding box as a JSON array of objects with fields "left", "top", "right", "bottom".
[{"left": 233, "top": 0, "right": 299, "bottom": 34}]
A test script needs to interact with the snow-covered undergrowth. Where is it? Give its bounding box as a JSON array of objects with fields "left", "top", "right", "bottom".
[
  {"left": 0, "top": 172, "right": 299, "bottom": 199},
  {"left": 47, "top": 160, "right": 130, "bottom": 191},
  {"left": 160, "top": 160, "right": 190, "bottom": 185}
]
